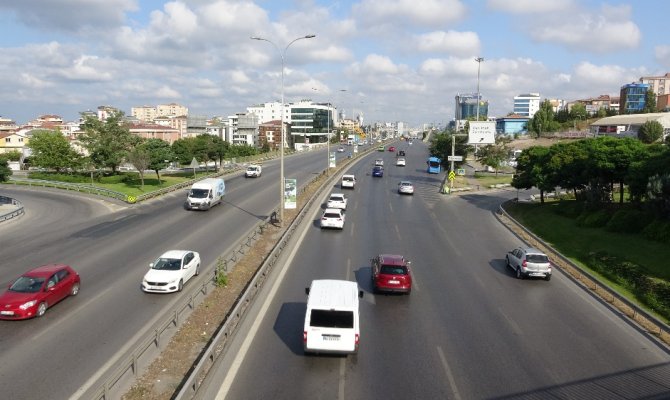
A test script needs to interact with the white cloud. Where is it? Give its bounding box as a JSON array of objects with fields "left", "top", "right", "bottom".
[
  {"left": 525, "top": 4, "right": 641, "bottom": 53},
  {"left": 414, "top": 31, "right": 481, "bottom": 56},
  {"left": 353, "top": 0, "right": 466, "bottom": 28},
  {"left": 57, "top": 55, "right": 113, "bottom": 81},
  {"left": 487, "top": 0, "right": 573, "bottom": 14},
  {"left": 358, "top": 54, "right": 401, "bottom": 75},
  {"left": 655, "top": 45, "right": 670, "bottom": 68}
]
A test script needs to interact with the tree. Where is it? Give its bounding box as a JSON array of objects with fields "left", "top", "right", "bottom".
[
  {"left": 476, "top": 136, "right": 511, "bottom": 176},
  {"left": 3, "top": 150, "right": 21, "bottom": 162},
  {"left": 143, "top": 138, "right": 174, "bottom": 181},
  {"left": 0, "top": 157, "right": 11, "bottom": 182},
  {"left": 570, "top": 103, "right": 588, "bottom": 120},
  {"left": 78, "top": 112, "right": 134, "bottom": 173},
  {"left": 643, "top": 89, "right": 657, "bottom": 113},
  {"left": 27, "top": 130, "right": 81, "bottom": 172},
  {"left": 638, "top": 120, "right": 664, "bottom": 144},
  {"left": 127, "top": 141, "right": 151, "bottom": 189},
  {"left": 529, "top": 100, "right": 559, "bottom": 138},
  {"left": 428, "top": 129, "right": 469, "bottom": 170},
  {"left": 172, "top": 137, "right": 197, "bottom": 165},
  {"left": 512, "top": 146, "right": 554, "bottom": 203}
]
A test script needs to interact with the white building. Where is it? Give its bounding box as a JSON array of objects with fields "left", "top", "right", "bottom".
[
  {"left": 513, "top": 93, "right": 541, "bottom": 118},
  {"left": 247, "top": 102, "right": 292, "bottom": 124}
]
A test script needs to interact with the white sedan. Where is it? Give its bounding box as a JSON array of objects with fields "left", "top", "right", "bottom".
[
  {"left": 320, "top": 208, "right": 345, "bottom": 229},
  {"left": 326, "top": 193, "right": 347, "bottom": 209},
  {"left": 398, "top": 181, "right": 414, "bottom": 195},
  {"left": 396, "top": 157, "right": 406, "bottom": 166},
  {"left": 142, "top": 250, "right": 201, "bottom": 293}
]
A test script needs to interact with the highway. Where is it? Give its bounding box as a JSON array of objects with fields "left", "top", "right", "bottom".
[
  {"left": 196, "top": 141, "right": 670, "bottom": 399},
  {"left": 0, "top": 147, "right": 352, "bottom": 400}
]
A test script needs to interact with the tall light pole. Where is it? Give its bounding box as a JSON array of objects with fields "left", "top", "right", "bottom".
[
  {"left": 475, "top": 57, "right": 484, "bottom": 121},
  {"left": 251, "top": 34, "right": 316, "bottom": 226},
  {"left": 339, "top": 89, "right": 347, "bottom": 144}
]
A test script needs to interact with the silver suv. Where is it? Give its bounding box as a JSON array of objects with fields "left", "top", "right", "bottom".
[{"left": 505, "top": 247, "right": 552, "bottom": 281}]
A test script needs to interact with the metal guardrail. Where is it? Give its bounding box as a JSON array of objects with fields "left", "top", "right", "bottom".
[
  {"left": 497, "top": 201, "right": 670, "bottom": 346},
  {"left": 5, "top": 178, "right": 129, "bottom": 201},
  {"left": 0, "top": 195, "right": 24, "bottom": 222}
]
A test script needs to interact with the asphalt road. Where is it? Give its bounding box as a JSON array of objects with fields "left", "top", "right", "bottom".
[
  {"left": 196, "top": 141, "right": 670, "bottom": 400},
  {"left": 0, "top": 146, "right": 358, "bottom": 400}
]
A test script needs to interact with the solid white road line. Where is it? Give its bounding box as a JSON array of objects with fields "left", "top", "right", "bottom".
[{"left": 437, "top": 345, "right": 462, "bottom": 400}]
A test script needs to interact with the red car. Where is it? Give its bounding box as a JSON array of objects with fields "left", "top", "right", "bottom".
[
  {"left": 371, "top": 254, "right": 412, "bottom": 294},
  {"left": 388, "top": 146, "right": 396, "bottom": 152},
  {"left": 0, "top": 264, "right": 81, "bottom": 320}
]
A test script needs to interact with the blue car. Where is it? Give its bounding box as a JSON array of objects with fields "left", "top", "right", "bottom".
[{"left": 372, "top": 166, "right": 384, "bottom": 177}]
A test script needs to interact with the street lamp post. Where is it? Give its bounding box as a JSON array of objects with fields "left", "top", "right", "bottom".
[
  {"left": 251, "top": 34, "right": 316, "bottom": 226},
  {"left": 475, "top": 57, "right": 484, "bottom": 121}
]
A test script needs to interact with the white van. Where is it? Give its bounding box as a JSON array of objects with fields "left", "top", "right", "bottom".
[
  {"left": 245, "top": 164, "right": 262, "bottom": 178},
  {"left": 341, "top": 174, "right": 356, "bottom": 189},
  {"left": 303, "top": 279, "right": 363, "bottom": 355},
  {"left": 186, "top": 178, "right": 225, "bottom": 210}
]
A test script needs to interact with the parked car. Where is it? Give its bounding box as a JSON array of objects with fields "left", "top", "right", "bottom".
[
  {"left": 396, "top": 157, "right": 406, "bottom": 166},
  {"left": 371, "top": 254, "right": 412, "bottom": 294},
  {"left": 341, "top": 174, "right": 356, "bottom": 189},
  {"left": 397, "top": 181, "right": 414, "bottom": 195},
  {"left": 388, "top": 146, "right": 396, "bottom": 152},
  {"left": 0, "top": 264, "right": 81, "bottom": 320},
  {"left": 372, "top": 166, "right": 384, "bottom": 177},
  {"left": 142, "top": 250, "right": 201, "bottom": 293},
  {"left": 320, "top": 208, "right": 345, "bottom": 229},
  {"left": 326, "top": 193, "right": 347, "bottom": 209},
  {"left": 506, "top": 247, "right": 552, "bottom": 280}
]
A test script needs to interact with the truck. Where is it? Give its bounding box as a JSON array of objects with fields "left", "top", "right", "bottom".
[
  {"left": 186, "top": 178, "right": 225, "bottom": 210},
  {"left": 245, "top": 164, "right": 262, "bottom": 178}
]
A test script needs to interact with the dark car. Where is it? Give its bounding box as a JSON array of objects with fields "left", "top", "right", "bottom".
[
  {"left": 0, "top": 264, "right": 81, "bottom": 320},
  {"left": 371, "top": 254, "right": 412, "bottom": 294},
  {"left": 372, "top": 166, "right": 384, "bottom": 177},
  {"left": 397, "top": 150, "right": 406, "bottom": 157}
]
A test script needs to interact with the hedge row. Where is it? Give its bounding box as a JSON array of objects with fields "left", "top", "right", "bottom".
[
  {"left": 553, "top": 201, "right": 670, "bottom": 245},
  {"left": 587, "top": 251, "right": 670, "bottom": 321}
]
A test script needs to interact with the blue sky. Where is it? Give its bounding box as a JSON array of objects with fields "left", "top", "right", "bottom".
[{"left": 1, "top": 0, "right": 669, "bottom": 127}]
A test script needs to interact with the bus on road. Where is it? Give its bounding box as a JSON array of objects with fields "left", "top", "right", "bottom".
[{"left": 427, "top": 156, "right": 441, "bottom": 174}]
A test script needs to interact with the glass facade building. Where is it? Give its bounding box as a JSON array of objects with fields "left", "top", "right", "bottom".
[
  {"left": 290, "top": 106, "right": 332, "bottom": 147},
  {"left": 620, "top": 83, "right": 649, "bottom": 114},
  {"left": 455, "top": 93, "right": 488, "bottom": 120}
]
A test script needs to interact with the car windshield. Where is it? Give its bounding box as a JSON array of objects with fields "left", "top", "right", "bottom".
[
  {"left": 380, "top": 265, "right": 408, "bottom": 275},
  {"left": 527, "top": 254, "right": 549, "bottom": 263},
  {"left": 189, "top": 188, "right": 209, "bottom": 198},
  {"left": 152, "top": 258, "right": 182, "bottom": 271},
  {"left": 343, "top": 177, "right": 354, "bottom": 181},
  {"left": 9, "top": 276, "right": 45, "bottom": 293}
]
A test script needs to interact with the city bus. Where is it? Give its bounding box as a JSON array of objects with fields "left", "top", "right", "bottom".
[{"left": 427, "top": 156, "right": 441, "bottom": 174}]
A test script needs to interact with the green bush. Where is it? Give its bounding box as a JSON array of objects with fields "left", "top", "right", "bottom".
[
  {"left": 28, "top": 172, "right": 90, "bottom": 183},
  {"left": 605, "top": 208, "right": 653, "bottom": 233},
  {"left": 587, "top": 251, "right": 670, "bottom": 321},
  {"left": 576, "top": 209, "right": 611, "bottom": 228},
  {"left": 552, "top": 200, "right": 584, "bottom": 218},
  {"left": 642, "top": 220, "right": 670, "bottom": 244}
]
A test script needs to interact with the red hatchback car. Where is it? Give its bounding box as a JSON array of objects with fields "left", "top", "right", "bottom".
[
  {"left": 388, "top": 146, "right": 396, "bottom": 152},
  {"left": 371, "top": 254, "right": 412, "bottom": 294},
  {"left": 0, "top": 264, "right": 81, "bottom": 320}
]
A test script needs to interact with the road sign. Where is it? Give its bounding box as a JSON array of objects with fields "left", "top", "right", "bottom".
[
  {"left": 447, "top": 155, "right": 463, "bottom": 161},
  {"left": 448, "top": 171, "right": 456, "bottom": 181},
  {"left": 468, "top": 121, "right": 496, "bottom": 144},
  {"left": 457, "top": 168, "right": 465, "bottom": 176}
]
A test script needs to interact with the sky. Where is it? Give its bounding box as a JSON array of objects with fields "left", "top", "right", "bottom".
[{"left": 1, "top": 0, "right": 669, "bottom": 128}]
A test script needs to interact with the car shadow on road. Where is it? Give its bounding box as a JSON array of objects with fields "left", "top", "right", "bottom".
[{"left": 273, "top": 301, "right": 307, "bottom": 356}]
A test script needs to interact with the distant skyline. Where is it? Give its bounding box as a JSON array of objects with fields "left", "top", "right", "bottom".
[{"left": 1, "top": 0, "right": 669, "bottom": 127}]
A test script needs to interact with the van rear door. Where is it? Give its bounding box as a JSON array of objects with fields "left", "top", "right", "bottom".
[{"left": 304, "top": 309, "right": 357, "bottom": 353}]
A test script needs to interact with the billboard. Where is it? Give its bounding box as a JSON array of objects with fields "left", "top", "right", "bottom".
[
  {"left": 284, "top": 178, "right": 297, "bottom": 209},
  {"left": 468, "top": 121, "right": 496, "bottom": 144}
]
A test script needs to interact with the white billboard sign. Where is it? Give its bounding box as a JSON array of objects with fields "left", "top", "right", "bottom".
[{"left": 468, "top": 121, "right": 496, "bottom": 145}]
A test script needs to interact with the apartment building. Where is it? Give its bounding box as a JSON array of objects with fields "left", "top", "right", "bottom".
[{"left": 513, "top": 93, "right": 541, "bottom": 118}]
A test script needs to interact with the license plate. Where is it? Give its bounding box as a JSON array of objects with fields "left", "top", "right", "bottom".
[
  {"left": 1, "top": 310, "right": 14, "bottom": 315},
  {"left": 389, "top": 280, "right": 400, "bottom": 284}
]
